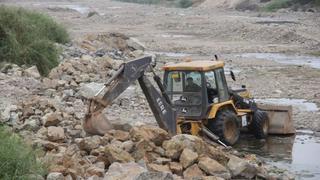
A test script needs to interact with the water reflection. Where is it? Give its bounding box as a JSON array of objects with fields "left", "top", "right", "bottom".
[{"left": 235, "top": 132, "right": 320, "bottom": 179}]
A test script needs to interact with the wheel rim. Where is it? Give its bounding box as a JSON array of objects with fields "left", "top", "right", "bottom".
[{"left": 224, "top": 120, "right": 238, "bottom": 143}]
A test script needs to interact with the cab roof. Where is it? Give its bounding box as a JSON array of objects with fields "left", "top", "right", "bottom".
[{"left": 162, "top": 60, "right": 224, "bottom": 71}]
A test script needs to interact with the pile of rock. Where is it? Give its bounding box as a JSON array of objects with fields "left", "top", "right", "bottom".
[
  {"left": 40, "top": 124, "right": 276, "bottom": 179},
  {"left": 60, "top": 32, "right": 145, "bottom": 61}
]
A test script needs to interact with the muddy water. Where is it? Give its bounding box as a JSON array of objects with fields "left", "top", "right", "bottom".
[{"left": 235, "top": 131, "right": 320, "bottom": 179}]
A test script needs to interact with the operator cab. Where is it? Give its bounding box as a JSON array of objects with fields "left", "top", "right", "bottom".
[{"left": 163, "top": 60, "right": 230, "bottom": 120}]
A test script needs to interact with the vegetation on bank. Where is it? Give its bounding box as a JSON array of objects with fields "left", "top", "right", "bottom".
[
  {"left": 264, "top": 0, "right": 320, "bottom": 12},
  {"left": 114, "top": 0, "right": 195, "bottom": 8},
  {"left": 0, "top": 126, "right": 46, "bottom": 179},
  {"left": 0, "top": 5, "right": 69, "bottom": 76},
  {"left": 310, "top": 51, "right": 320, "bottom": 56}
]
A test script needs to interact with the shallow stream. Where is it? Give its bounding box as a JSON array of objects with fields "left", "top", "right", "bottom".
[{"left": 235, "top": 131, "right": 320, "bottom": 180}]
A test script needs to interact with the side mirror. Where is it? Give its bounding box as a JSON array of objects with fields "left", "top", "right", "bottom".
[{"left": 230, "top": 70, "right": 236, "bottom": 81}]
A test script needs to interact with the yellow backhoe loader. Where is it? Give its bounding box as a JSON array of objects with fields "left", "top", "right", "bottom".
[{"left": 84, "top": 56, "right": 295, "bottom": 146}]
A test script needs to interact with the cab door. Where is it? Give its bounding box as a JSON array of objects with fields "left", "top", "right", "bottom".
[{"left": 214, "top": 68, "right": 230, "bottom": 102}]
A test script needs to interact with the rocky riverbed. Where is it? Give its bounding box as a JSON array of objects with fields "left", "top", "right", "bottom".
[
  {"left": 1, "top": 0, "right": 320, "bottom": 179},
  {"left": 0, "top": 33, "right": 295, "bottom": 179}
]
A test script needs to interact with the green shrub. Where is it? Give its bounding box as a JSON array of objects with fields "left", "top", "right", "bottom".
[
  {"left": 0, "top": 126, "right": 46, "bottom": 179},
  {"left": 177, "top": 0, "right": 193, "bottom": 8},
  {"left": 0, "top": 5, "right": 69, "bottom": 76},
  {"left": 114, "top": 0, "right": 194, "bottom": 8},
  {"left": 263, "top": 0, "right": 293, "bottom": 11},
  {"left": 310, "top": 51, "right": 320, "bottom": 56},
  {"left": 263, "top": 0, "right": 320, "bottom": 11}
]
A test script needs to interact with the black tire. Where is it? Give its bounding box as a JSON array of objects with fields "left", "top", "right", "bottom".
[
  {"left": 249, "top": 110, "right": 269, "bottom": 139},
  {"left": 208, "top": 110, "right": 240, "bottom": 145}
]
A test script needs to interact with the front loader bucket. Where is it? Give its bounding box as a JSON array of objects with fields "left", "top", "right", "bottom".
[{"left": 257, "top": 104, "right": 295, "bottom": 135}]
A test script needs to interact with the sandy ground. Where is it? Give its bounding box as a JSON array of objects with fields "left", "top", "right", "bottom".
[{"left": 1, "top": 0, "right": 320, "bottom": 131}]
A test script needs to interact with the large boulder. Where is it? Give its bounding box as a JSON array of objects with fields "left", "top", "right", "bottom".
[
  {"left": 179, "top": 148, "right": 198, "bottom": 168},
  {"left": 105, "top": 162, "right": 147, "bottom": 180},
  {"left": 47, "top": 126, "right": 65, "bottom": 142},
  {"left": 108, "top": 129, "right": 130, "bottom": 141},
  {"left": 208, "top": 146, "right": 230, "bottom": 165},
  {"left": 130, "top": 125, "right": 169, "bottom": 146},
  {"left": 24, "top": 66, "right": 41, "bottom": 79},
  {"left": 162, "top": 134, "right": 208, "bottom": 160},
  {"left": 131, "top": 139, "right": 156, "bottom": 161},
  {"left": 43, "top": 112, "right": 61, "bottom": 127},
  {"left": 75, "top": 136, "right": 101, "bottom": 152},
  {"left": 104, "top": 144, "right": 134, "bottom": 163},
  {"left": 227, "top": 155, "right": 249, "bottom": 177},
  {"left": 183, "top": 164, "right": 204, "bottom": 178},
  {"left": 198, "top": 156, "right": 231, "bottom": 179}
]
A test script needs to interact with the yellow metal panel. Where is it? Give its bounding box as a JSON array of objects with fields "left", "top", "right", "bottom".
[
  {"left": 190, "top": 122, "right": 201, "bottom": 136},
  {"left": 208, "top": 100, "right": 237, "bottom": 119},
  {"left": 162, "top": 60, "right": 224, "bottom": 71},
  {"left": 238, "top": 91, "right": 252, "bottom": 99}
]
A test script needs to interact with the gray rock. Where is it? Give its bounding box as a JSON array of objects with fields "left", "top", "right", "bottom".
[
  {"left": 183, "top": 164, "right": 204, "bottom": 178},
  {"left": 198, "top": 156, "right": 231, "bottom": 179},
  {"left": 120, "top": 140, "right": 134, "bottom": 152},
  {"left": 47, "top": 172, "right": 64, "bottom": 180},
  {"left": 127, "top": 37, "right": 145, "bottom": 51},
  {"left": 87, "top": 175, "right": 101, "bottom": 180},
  {"left": 105, "top": 162, "right": 147, "bottom": 180},
  {"left": 43, "top": 112, "right": 61, "bottom": 127},
  {"left": 47, "top": 126, "right": 65, "bottom": 142},
  {"left": 104, "top": 144, "right": 134, "bottom": 163},
  {"left": 1, "top": 105, "right": 18, "bottom": 124},
  {"left": 62, "top": 89, "right": 74, "bottom": 99},
  {"left": 76, "top": 136, "right": 101, "bottom": 152},
  {"left": 24, "top": 66, "right": 41, "bottom": 79},
  {"left": 136, "top": 171, "right": 174, "bottom": 180},
  {"left": 22, "top": 118, "right": 41, "bottom": 131},
  {"left": 227, "top": 155, "right": 249, "bottom": 176},
  {"left": 78, "top": 82, "right": 105, "bottom": 99}
]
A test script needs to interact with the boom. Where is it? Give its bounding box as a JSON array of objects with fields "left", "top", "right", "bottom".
[{"left": 84, "top": 56, "right": 177, "bottom": 135}]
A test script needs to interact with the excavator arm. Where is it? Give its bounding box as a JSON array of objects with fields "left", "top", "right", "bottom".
[{"left": 84, "top": 56, "right": 177, "bottom": 135}]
